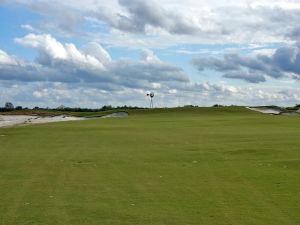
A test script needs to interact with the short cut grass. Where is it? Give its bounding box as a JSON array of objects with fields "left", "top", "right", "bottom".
[{"left": 1, "top": 107, "right": 300, "bottom": 225}]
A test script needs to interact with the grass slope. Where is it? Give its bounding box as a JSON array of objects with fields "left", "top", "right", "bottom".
[{"left": 1, "top": 107, "right": 300, "bottom": 225}]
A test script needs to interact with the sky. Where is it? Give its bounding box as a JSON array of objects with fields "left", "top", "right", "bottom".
[{"left": 0, "top": 0, "right": 300, "bottom": 108}]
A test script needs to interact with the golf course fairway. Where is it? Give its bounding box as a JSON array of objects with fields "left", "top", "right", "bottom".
[{"left": 1, "top": 107, "right": 300, "bottom": 225}]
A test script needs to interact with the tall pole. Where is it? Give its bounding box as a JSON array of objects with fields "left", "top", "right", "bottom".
[
  {"left": 150, "top": 97, "right": 153, "bottom": 108},
  {"left": 147, "top": 92, "right": 154, "bottom": 109}
]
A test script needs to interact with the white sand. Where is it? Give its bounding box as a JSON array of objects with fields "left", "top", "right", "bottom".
[
  {"left": 101, "top": 112, "right": 128, "bottom": 118},
  {"left": 0, "top": 115, "right": 85, "bottom": 128},
  {"left": 246, "top": 107, "right": 282, "bottom": 115},
  {"left": 0, "top": 112, "right": 129, "bottom": 128}
]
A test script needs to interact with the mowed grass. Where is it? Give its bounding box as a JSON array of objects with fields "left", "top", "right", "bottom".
[{"left": 1, "top": 107, "right": 300, "bottom": 225}]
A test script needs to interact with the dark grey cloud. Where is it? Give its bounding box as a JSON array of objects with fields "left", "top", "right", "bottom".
[
  {"left": 192, "top": 43, "right": 300, "bottom": 83},
  {"left": 24, "top": 1, "right": 85, "bottom": 35},
  {"left": 91, "top": 2, "right": 300, "bottom": 41},
  {"left": 110, "top": 59, "right": 188, "bottom": 83},
  {"left": 0, "top": 58, "right": 188, "bottom": 89},
  {"left": 4, "top": 0, "right": 300, "bottom": 44},
  {"left": 288, "top": 27, "right": 300, "bottom": 40},
  {"left": 223, "top": 72, "right": 266, "bottom": 83}
]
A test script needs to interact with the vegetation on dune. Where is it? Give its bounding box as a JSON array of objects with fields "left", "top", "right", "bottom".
[
  {"left": 1, "top": 103, "right": 300, "bottom": 117},
  {"left": 0, "top": 105, "right": 140, "bottom": 117},
  {"left": 1, "top": 107, "right": 300, "bottom": 225}
]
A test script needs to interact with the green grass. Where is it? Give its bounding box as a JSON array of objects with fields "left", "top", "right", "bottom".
[{"left": 1, "top": 107, "right": 300, "bottom": 225}]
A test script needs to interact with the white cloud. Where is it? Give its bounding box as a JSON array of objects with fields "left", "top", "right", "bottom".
[
  {"left": 1, "top": 79, "right": 300, "bottom": 108},
  {"left": 0, "top": 49, "right": 18, "bottom": 65},
  {"left": 21, "top": 24, "right": 39, "bottom": 33},
  {"left": 250, "top": 48, "right": 277, "bottom": 56},
  {"left": 33, "top": 89, "right": 49, "bottom": 98},
  {"left": 2, "top": 1, "right": 300, "bottom": 106},
  {"left": 15, "top": 33, "right": 107, "bottom": 70},
  {"left": 140, "top": 49, "right": 160, "bottom": 62},
  {"left": 15, "top": 33, "right": 68, "bottom": 59},
  {"left": 151, "top": 82, "right": 161, "bottom": 89},
  {"left": 8, "top": 33, "right": 299, "bottom": 107},
  {"left": 81, "top": 42, "right": 112, "bottom": 64}
]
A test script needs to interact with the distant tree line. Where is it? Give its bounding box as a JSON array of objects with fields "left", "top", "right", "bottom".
[
  {"left": 1, "top": 102, "right": 300, "bottom": 112},
  {"left": 0, "top": 102, "right": 21, "bottom": 112},
  {"left": 51, "top": 105, "right": 144, "bottom": 112},
  {"left": 0, "top": 103, "right": 145, "bottom": 112},
  {"left": 286, "top": 104, "right": 300, "bottom": 111}
]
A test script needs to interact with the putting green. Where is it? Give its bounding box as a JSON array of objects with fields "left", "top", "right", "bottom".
[{"left": 1, "top": 107, "right": 300, "bottom": 225}]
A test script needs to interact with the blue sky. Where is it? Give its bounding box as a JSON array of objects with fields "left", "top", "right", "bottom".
[{"left": 0, "top": 0, "right": 300, "bottom": 108}]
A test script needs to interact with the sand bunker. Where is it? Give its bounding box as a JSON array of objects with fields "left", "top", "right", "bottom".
[
  {"left": 0, "top": 115, "right": 85, "bottom": 128},
  {"left": 247, "top": 107, "right": 282, "bottom": 115},
  {"left": 247, "top": 107, "right": 300, "bottom": 116},
  {"left": 0, "top": 112, "right": 129, "bottom": 128},
  {"left": 101, "top": 112, "right": 128, "bottom": 118}
]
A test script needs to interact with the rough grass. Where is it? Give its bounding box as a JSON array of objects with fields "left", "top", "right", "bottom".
[
  {"left": 0, "top": 109, "right": 121, "bottom": 117},
  {"left": 1, "top": 107, "right": 300, "bottom": 225}
]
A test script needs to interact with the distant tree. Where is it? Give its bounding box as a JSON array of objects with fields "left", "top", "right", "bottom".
[
  {"left": 101, "top": 105, "right": 113, "bottom": 111},
  {"left": 4, "top": 102, "right": 14, "bottom": 109},
  {"left": 15, "top": 106, "right": 23, "bottom": 110},
  {"left": 212, "top": 104, "right": 223, "bottom": 107},
  {"left": 57, "top": 105, "right": 66, "bottom": 110}
]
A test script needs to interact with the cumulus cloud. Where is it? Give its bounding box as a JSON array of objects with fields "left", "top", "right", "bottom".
[
  {"left": 15, "top": 34, "right": 108, "bottom": 70},
  {"left": 110, "top": 49, "right": 189, "bottom": 86},
  {"left": 33, "top": 89, "right": 49, "bottom": 98},
  {"left": 81, "top": 42, "right": 112, "bottom": 64},
  {"left": 2, "top": 77, "right": 300, "bottom": 108},
  {"left": 192, "top": 43, "right": 300, "bottom": 83},
  {"left": 2, "top": 1, "right": 300, "bottom": 107},
  {"left": 0, "top": 49, "right": 19, "bottom": 65},
  {"left": 0, "top": 33, "right": 189, "bottom": 89}
]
